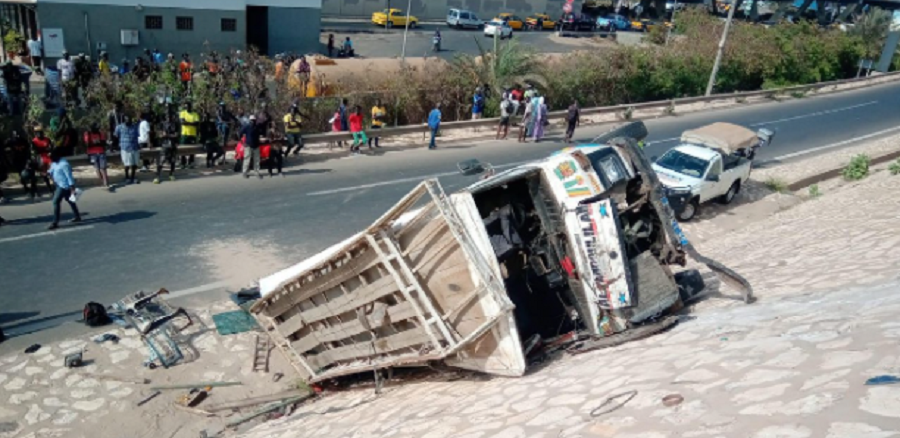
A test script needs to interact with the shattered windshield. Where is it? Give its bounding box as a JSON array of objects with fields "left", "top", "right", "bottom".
[{"left": 655, "top": 150, "right": 709, "bottom": 178}]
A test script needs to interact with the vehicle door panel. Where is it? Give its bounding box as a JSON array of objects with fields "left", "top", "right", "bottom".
[{"left": 700, "top": 157, "right": 723, "bottom": 203}]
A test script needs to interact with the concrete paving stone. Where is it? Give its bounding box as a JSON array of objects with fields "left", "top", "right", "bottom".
[
  {"left": 820, "top": 350, "right": 874, "bottom": 370},
  {"left": 753, "top": 424, "right": 813, "bottom": 438},
  {"left": 731, "top": 384, "right": 792, "bottom": 404},
  {"left": 859, "top": 387, "right": 900, "bottom": 418},
  {"left": 826, "top": 422, "right": 898, "bottom": 438},
  {"left": 4, "top": 377, "right": 27, "bottom": 391}
]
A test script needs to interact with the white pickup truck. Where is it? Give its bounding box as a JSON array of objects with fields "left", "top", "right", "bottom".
[{"left": 652, "top": 122, "right": 773, "bottom": 221}]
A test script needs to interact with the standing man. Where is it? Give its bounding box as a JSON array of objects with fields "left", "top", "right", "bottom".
[
  {"left": 200, "top": 112, "right": 222, "bottom": 168},
  {"left": 472, "top": 88, "right": 485, "bottom": 120},
  {"left": 497, "top": 95, "right": 512, "bottom": 140},
  {"left": 179, "top": 54, "right": 193, "bottom": 92},
  {"left": 0, "top": 61, "right": 24, "bottom": 116},
  {"left": 152, "top": 48, "right": 164, "bottom": 65},
  {"left": 369, "top": 100, "right": 386, "bottom": 149},
  {"left": 116, "top": 115, "right": 141, "bottom": 185},
  {"left": 565, "top": 100, "right": 580, "bottom": 143},
  {"left": 27, "top": 34, "right": 42, "bottom": 74},
  {"left": 327, "top": 34, "right": 336, "bottom": 58},
  {"left": 241, "top": 115, "right": 262, "bottom": 179},
  {"left": 83, "top": 123, "right": 111, "bottom": 190},
  {"left": 179, "top": 102, "right": 199, "bottom": 169},
  {"left": 57, "top": 51, "right": 75, "bottom": 102},
  {"left": 338, "top": 98, "right": 349, "bottom": 148},
  {"left": 98, "top": 52, "right": 111, "bottom": 75},
  {"left": 47, "top": 148, "right": 82, "bottom": 230},
  {"left": 138, "top": 111, "right": 152, "bottom": 172},
  {"left": 283, "top": 104, "right": 304, "bottom": 156},
  {"left": 216, "top": 102, "right": 234, "bottom": 165},
  {"left": 154, "top": 111, "right": 180, "bottom": 184},
  {"left": 74, "top": 53, "right": 92, "bottom": 100},
  {"left": 428, "top": 103, "right": 442, "bottom": 150},
  {"left": 348, "top": 105, "right": 367, "bottom": 155}
]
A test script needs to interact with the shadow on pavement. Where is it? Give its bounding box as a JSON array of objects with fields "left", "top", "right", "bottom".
[
  {"left": 4, "top": 210, "right": 157, "bottom": 226},
  {"left": 0, "top": 309, "right": 84, "bottom": 338},
  {"left": 0, "top": 311, "right": 41, "bottom": 325}
]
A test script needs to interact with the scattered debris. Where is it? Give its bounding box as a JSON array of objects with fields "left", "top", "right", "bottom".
[
  {"left": 136, "top": 391, "right": 162, "bottom": 407},
  {"left": 176, "top": 389, "right": 208, "bottom": 408},
  {"left": 64, "top": 351, "right": 84, "bottom": 368},
  {"left": 225, "top": 395, "right": 312, "bottom": 429},
  {"left": 272, "top": 372, "right": 284, "bottom": 383},
  {"left": 93, "top": 333, "right": 120, "bottom": 344},
  {"left": 173, "top": 403, "right": 215, "bottom": 417},
  {"left": 205, "top": 390, "right": 310, "bottom": 413},
  {"left": 111, "top": 290, "right": 193, "bottom": 369},
  {"left": 149, "top": 381, "right": 243, "bottom": 391},
  {"left": 212, "top": 310, "right": 259, "bottom": 335},
  {"left": 590, "top": 390, "right": 638, "bottom": 417},
  {"left": 865, "top": 375, "right": 900, "bottom": 386},
  {"left": 568, "top": 316, "right": 680, "bottom": 355},
  {"left": 662, "top": 393, "right": 684, "bottom": 407},
  {"left": 252, "top": 334, "right": 271, "bottom": 373},
  {"left": 79, "top": 372, "right": 150, "bottom": 385},
  {"left": 24, "top": 343, "right": 41, "bottom": 354}
]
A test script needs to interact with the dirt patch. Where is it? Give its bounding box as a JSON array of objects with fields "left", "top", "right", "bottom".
[{"left": 189, "top": 239, "right": 289, "bottom": 290}]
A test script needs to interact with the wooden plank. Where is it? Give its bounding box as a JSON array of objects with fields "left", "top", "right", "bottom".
[
  {"left": 296, "top": 301, "right": 416, "bottom": 350},
  {"left": 298, "top": 274, "right": 399, "bottom": 325},
  {"left": 305, "top": 328, "right": 433, "bottom": 369}
]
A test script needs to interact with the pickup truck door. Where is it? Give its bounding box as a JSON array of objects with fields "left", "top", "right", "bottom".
[{"left": 700, "top": 156, "right": 725, "bottom": 203}]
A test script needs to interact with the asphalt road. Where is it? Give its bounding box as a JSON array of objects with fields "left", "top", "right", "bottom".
[
  {"left": 320, "top": 20, "right": 606, "bottom": 59},
  {"left": 2, "top": 79, "right": 900, "bottom": 346}
]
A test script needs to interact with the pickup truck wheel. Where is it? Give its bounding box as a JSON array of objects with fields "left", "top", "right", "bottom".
[
  {"left": 719, "top": 181, "right": 740, "bottom": 204},
  {"left": 678, "top": 198, "right": 699, "bottom": 221}
]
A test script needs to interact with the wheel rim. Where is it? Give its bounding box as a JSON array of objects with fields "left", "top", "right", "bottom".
[{"left": 680, "top": 204, "right": 695, "bottom": 220}]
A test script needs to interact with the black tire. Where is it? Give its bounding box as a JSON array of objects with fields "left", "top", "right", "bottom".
[
  {"left": 410, "top": 21, "right": 417, "bottom": 28},
  {"left": 678, "top": 198, "right": 699, "bottom": 221},
  {"left": 719, "top": 181, "right": 740, "bottom": 204},
  {"left": 675, "top": 269, "right": 706, "bottom": 303}
]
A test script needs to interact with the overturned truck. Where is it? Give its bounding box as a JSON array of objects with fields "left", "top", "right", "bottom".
[{"left": 250, "top": 122, "right": 751, "bottom": 383}]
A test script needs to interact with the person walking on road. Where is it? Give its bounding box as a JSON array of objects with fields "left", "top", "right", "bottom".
[
  {"left": 116, "top": 115, "right": 141, "bottom": 185},
  {"left": 348, "top": 106, "right": 368, "bottom": 155},
  {"left": 47, "top": 148, "right": 82, "bottom": 230},
  {"left": 369, "top": 100, "right": 386, "bottom": 149},
  {"left": 179, "top": 102, "right": 200, "bottom": 169},
  {"left": 84, "top": 123, "right": 111, "bottom": 190},
  {"left": 283, "top": 104, "right": 304, "bottom": 156},
  {"left": 519, "top": 98, "right": 534, "bottom": 143},
  {"left": 241, "top": 115, "right": 262, "bottom": 179},
  {"left": 154, "top": 112, "right": 180, "bottom": 184},
  {"left": 565, "top": 100, "right": 580, "bottom": 143},
  {"left": 497, "top": 95, "right": 512, "bottom": 140},
  {"left": 428, "top": 103, "right": 442, "bottom": 150}
]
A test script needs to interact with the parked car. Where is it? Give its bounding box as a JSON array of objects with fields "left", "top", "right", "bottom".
[
  {"left": 596, "top": 14, "right": 630, "bottom": 31},
  {"left": 371, "top": 8, "right": 418, "bottom": 28},
  {"left": 558, "top": 13, "right": 597, "bottom": 31},
  {"left": 495, "top": 13, "right": 525, "bottom": 30},
  {"left": 630, "top": 19, "right": 646, "bottom": 31},
  {"left": 525, "top": 13, "right": 556, "bottom": 30},
  {"left": 484, "top": 20, "right": 514, "bottom": 38},
  {"left": 447, "top": 8, "right": 483, "bottom": 29},
  {"left": 651, "top": 122, "right": 775, "bottom": 221},
  {"left": 643, "top": 20, "right": 673, "bottom": 32}
]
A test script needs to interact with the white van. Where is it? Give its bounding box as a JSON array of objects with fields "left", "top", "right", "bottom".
[{"left": 447, "top": 8, "right": 483, "bottom": 29}]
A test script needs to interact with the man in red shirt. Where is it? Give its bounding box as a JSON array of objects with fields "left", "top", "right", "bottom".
[
  {"left": 29, "top": 126, "right": 53, "bottom": 200},
  {"left": 83, "top": 123, "right": 111, "bottom": 190},
  {"left": 179, "top": 54, "right": 192, "bottom": 92},
  {"left": 348, "top": 106, "right": 367, "bottom": 156}
]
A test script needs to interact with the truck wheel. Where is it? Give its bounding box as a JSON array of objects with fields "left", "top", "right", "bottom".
[
  {"left": 678, "top": 198, "right": 699, "bottom": 221},
  {"left": 719, "top": 181, "right": 740, "bottom": 204}
]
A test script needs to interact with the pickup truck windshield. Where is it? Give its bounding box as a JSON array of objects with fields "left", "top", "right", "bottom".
[{"left": 655, "top": 150, "right": 709, "bottom": 178}]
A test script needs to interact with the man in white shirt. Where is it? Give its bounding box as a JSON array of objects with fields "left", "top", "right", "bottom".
[
  {"left": 27, "top": 36, "right": 43, "bottom": 73},
  {"left": 138, "top": 112, "right": 152, "bottom": 172},
  {"left": 57, "top": 51, "right": 76, "bottom": 103}
]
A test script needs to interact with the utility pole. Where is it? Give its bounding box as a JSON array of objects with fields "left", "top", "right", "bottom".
[
  {"left": 665, "top": 0, "right": 678, "bottom": 46},
  {"left": 385, "top": 0, "right": 390, "bottom": 30},
  {"left": 399, "top": 0, "right": 413, "bottom": 62},
  {"left": 705, "top": 2, "right": 736, "bottom": 96}
]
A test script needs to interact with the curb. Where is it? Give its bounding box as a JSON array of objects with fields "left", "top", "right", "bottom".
[{"left": 785, "top": 148, "right": 900, "bottom": 192}]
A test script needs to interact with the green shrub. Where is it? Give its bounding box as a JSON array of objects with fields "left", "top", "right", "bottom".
[
  {"left": 889, "top": 159, "right": 900, "bottom": 176},
  {"left": 764, "top": 177, "right": 789, "bottom": 193},
  {"left": 808, "top": 184, "right": 821, "bottom": 198},
  {"left": 842, "top": 154, "right": 871, "bottom": 181}
]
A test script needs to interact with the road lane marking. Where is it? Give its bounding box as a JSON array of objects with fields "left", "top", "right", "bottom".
[
  {"left": 750, "top": 101, "right": 878, "bottom": 127},
  {"left": 306, "top": 160, "right": 531, "bottom": 196},
  {"left": 768, "top": 125, "right": 900, "bottom": 162},
  {"left": 0, "top": 225, "right": 95, "bottom": 244}
]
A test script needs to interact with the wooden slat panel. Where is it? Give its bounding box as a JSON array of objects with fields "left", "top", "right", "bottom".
[
  {"left": 290, "top": 301, "right": 417, "bottom": 354},
  {"left": 299, "top": 275, "right": 399, "bottom": 324},
  {"left": 306, "top": 329, "right": 433, "bottom": 369}
]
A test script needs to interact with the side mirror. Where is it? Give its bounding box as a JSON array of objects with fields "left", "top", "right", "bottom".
[
  {"left": 458, "top": 159, "right": 486, "bottom": 176},
  {"left": 706, "top": 174, "right": 720, "bottom": 182}
]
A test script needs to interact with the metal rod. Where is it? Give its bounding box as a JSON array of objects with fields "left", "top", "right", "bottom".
[
  {"left": 149, "top": 381, "right": 243, "bottom": 391},
  {"left": 705, "top": 2, "right": 737, "bottom": 96},
  {"left": 226, "top": 396, "right": 311, "bottom": 428}
]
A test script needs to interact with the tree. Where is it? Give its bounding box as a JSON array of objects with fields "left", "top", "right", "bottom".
[{"left": 850, "top": 7, "right": 892, "bottom": 60}]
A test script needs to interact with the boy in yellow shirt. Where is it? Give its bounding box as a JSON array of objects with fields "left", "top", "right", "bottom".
[
  {"left": 369, "top": 100, "right": 386, "bottom": 149},
  {"left": 283, "top": 104, "right": 303, "bottom": 156}
]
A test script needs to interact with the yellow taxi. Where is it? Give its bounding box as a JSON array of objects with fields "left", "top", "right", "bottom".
[
  {"left": 371, "top": 8, "right": 419, "bottom": 28},
  {"left": 525, "top": 13, "right": 557, "bottom": 30},
  {"left": 495, "top": 13, "right": 525, "bottom": 30},
  {"left": 643, "top": 20, "right": 673, "bottom": 32},
  {"left": 630, "top": 19, "right": 645, "bottom": 31}
]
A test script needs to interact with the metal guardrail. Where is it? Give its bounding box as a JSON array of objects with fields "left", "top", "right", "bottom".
[{"left": 63, "top": 70, "right": 900, "bottom": 168}]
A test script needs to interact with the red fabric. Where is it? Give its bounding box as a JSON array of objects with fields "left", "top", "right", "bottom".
[
  {"left": 331, "top": 112, "right": 341, "bottom": 132},
  {"left": 83, "top": 131, "right": 106, "bottom": 155},
  {"left": 560, "top": 256, "right": 577, "bottom": 279},
  {"left": 236, "top": 138, "right": 271, "bottom": 160},
  {"left": 234, "top": 139, "right": 245, "bottom": 160},
  {"left": 511, "top": 89, "right": 523, "bottom": 101},
  {"left": 32, "top": 137, "right": 51, "bottom": 170},
  {"left": 349, "top": 113, "right": 363, "bottom": 132},
  {"left": 179, "top": 61, "right": 192, "bottom": 82}
]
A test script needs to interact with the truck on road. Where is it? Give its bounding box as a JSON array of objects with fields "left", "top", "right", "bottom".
[{"left": 652, "top": 122, "right": 773, "bottom": 221}]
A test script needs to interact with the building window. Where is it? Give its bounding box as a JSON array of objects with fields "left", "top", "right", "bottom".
[
  {"left": 176, "top": 16, "right": 193, "bottom": 31},
  {"left": 221, "top": 18, "right": 237, "bottom": 32},
  {"left": 145, "top": 15, "right": 163, "bottom": 30}
]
